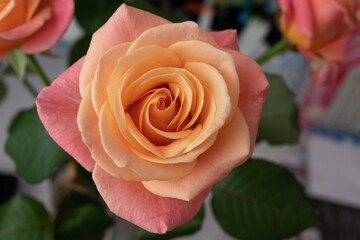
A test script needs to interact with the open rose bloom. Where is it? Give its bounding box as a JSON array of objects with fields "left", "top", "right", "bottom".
[
  {"left": 36, "top": 5, "right": 269, "bottom": 233},
  {"left": 278, "top": 0, "right": 360, "bottom": 63},
  {"left": 0, "top": 0, "right": 74, "bottom": 59}
]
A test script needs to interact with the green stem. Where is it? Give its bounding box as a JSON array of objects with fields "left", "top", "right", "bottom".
[
  {"left": 27, "top": 55, "right": 51, "bottom": 86},
  {"left": 256, "top": 39, "right": 287, "bottom": 65},
  {"left": 23, "top": 78, "right": 37, "bottom": 98}
]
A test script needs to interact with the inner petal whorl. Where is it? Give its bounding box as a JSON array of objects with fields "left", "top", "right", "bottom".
[{"left": 122, "top": 67, "right": 205, "bottom": 147}]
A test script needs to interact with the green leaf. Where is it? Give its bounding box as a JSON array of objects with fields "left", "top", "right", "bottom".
[
  {"left": 126, "top": 0, "right": 188, "bottom": 22},
  {"left": 74, "top": 0, "right": 121, "bottom": 34},
  {"left": 55, "top": 203, "right": 113, "bottom": 240},
  {"left": 257, "top": 74, "right": 300, "bottom": 145},
  {"left": 68, "top": 34, "right": 91, "bottom": 66},
  {"left": 0, "top": 79, "right": 6, "bottom": 104},
  {"left": 137, "top": 205, "right": 205, "bottom": 240},
  {"left": 211, "top": 159, "right": 318, "bottom": 240},
  {"left": 8, "top": 48, "right": 27, "bottom": 81},
  {"left": 5, "top": 107, "right": 70, "bottom": 183},
  {"left": 0, "top": 194, "right": 53, "bottom": 240}
]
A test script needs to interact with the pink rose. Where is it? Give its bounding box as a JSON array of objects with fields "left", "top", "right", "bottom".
[
  {"left": 36, "top": 5, "right": 269, "bottom": 233},
  {"left": 0, "top": 0, "right": 74, "bottom": 59},
  {"left": 277, "top": 0, "right": 360, "bottom": 62}
]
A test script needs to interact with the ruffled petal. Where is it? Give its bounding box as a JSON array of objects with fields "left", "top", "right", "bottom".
[
  {"left": 36, "top": 57, "right": 95, "bottom": 171},
  {"left": 93, "top": 164, "right": 211, "bottom": 234}
]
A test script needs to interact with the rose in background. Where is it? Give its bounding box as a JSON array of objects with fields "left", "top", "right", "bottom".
[
  {"left": 278, "top": 0, "right": 360, "bottom": 63},
  {"left": 0, "top": 0, "right": 74, "bottom": 59},
  {"left": 36, "top": 4, "right": 268, "bottom": 234},
  {"left": 305, "top": 33, "right": 360, "bottom": 86}
]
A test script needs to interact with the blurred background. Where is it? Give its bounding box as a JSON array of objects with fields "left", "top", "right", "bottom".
[{"left": 1, "top": 0, "right": 360, "bottom": 239}]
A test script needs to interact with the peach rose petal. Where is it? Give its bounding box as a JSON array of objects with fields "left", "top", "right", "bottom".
[
  {"left": 26, "top": 0, "right": 41, "bottom": 21},
  {"left": 169, "top": 40, "right": 240, "bottom": 110},
  {"left": 127, "top": 21, "right": 218, "bottom": 54},
  {"left": 142, "top": 109, "right": 250, "bottom": 201},
  {"left": 79, "top": 4, "right": 169, "bottom": 96},
  {"left": 98, "top": 101, "right": 198, "bottom": 180},
  {"left": 0, "top": 7, "right": 51, "bottom": 40},
  {"left": 225, "top": 48, "right": 269, "bottom": 149},
  {"left": 93, "top": 164, "right": 211, "bottom": 234},
  {"left": 91, "top": 42, "right": 131, "bottom": 115},
  {"left": 36, "top": 57, "right": 95, "bottom": 172},
  {"left": 117, "top": 68, "right": 218, "bottom": 161},
  {"left": 210, "top": 29, "right": 240, "bottom": 51},
  {"left": 0, "top": 0, "right": 14, "bottom": 21},
  {"left": 108, "top": 46, "right": 182, "bottom": 110},
  {"left": 21, "top": 0, "right": 74, "bottom": 54},
  {"left": 183, "top": 62, "right": 232, "bottom": 151},
  {"left": 77, "top": 85, "right": 147, "bottom": 181},
  {"left": 0, "top": 0, "right": 26, "bottom": 32}
]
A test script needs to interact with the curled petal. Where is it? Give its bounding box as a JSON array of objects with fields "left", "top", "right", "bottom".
[
  {"left": 92, "top": 42, "right": 131, "bottom": 115},
  {"left": 169, "top": 40, "right": 240, "bottom": 112}
]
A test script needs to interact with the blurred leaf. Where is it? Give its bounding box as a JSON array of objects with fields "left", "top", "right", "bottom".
[
  {"left": 137, "top": 205, "right": 205, "bottom": 240},
  {"left": 74, "top": 0, "right": 120, "bottom": 34},
  {"left": 212, "top": 159, "right": 318, "bottom": 240},
  {"left": 0, "top": 194, "right": 53, "bottom": 240},
  {"left": 8, "top": 48, "right": 27, "bottom": 81},
  {"left": 3, "top": 64, "right": 34, "bottom": 76},
  {"left": 0, "top": 80, "right": 6, "bottom": 104},
  {"left": 68, "top": 34, "right": 91, "bottom": 66},
  {"left": 257, "top": 74, "right": 300, "bottom": 145},
  {"left": 55, "top": 203, "right": 113, "bottom": 240},
  {"left": 5, "top": 107, "right": 70, "bottom": 183},
  {"left": 126, "top": 0, "right": 188, "bottom": 22},
  {"left": 74, "top": 0, "right": 188, "bottom": 35},
  {"left": 40, "top": 50, "right": 61, "bottom": 58}
]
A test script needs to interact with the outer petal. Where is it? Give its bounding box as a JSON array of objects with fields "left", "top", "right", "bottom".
[
  {"left": 142, "top": 109, "right": 250, "bottom": 201},
  {"left": 79, "top": 4, "right": 169, "bottom": 96},
  {"left": 210, "top": 29, "right": 240, "bottom": 51},
  {"left": 93, "top": 164, "right": 211, "bottom": 234},
  {"left": 36, "top": 57, "right": 95, "bottom": 172},
  {"left": 225, "top": 48, "right": 269, "bottom": 149},
  {"left": 21, "top": 0, "right": 74, "bottom": 53}
]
